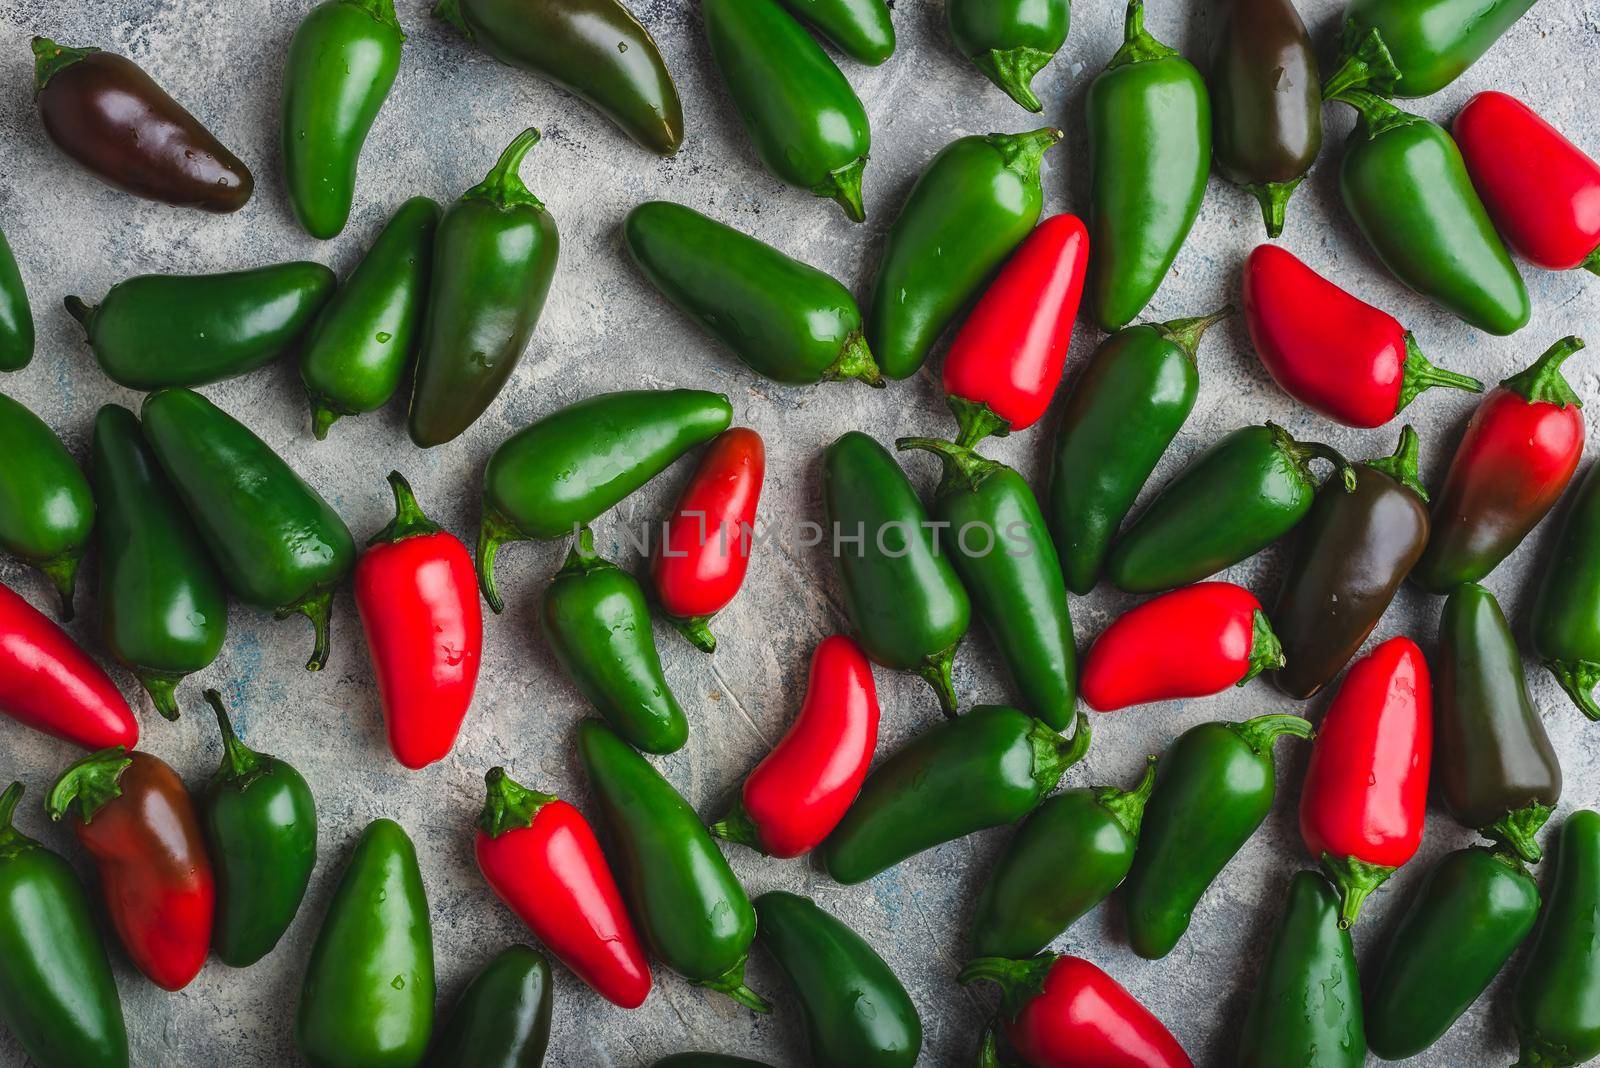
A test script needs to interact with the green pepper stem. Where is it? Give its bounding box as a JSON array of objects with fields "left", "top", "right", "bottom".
[
  {"left": 1320, "top": 23, "right": 1400, "bottom": 99},
  {"left": 1583, "top": 245, "right": 1600, "bottom": 277},
  {"left": 477, "top": 767, "right": 556, "bottom": 838},
  {"left": 1272, "top": 422, "right": 1358, "bottom": 492},
  {"left": 946, "top": 396, "right": 1012, "bottom": 450},
  {"left": 557, "top": 526, "right": 610, "bottom": 578},
  {"left": 1516, "top": 1042, "right": 1572, "bottom": 1068},
  {"left": 62, "top": 295, "right": 94, "bottom": 331},
  {"left": 827, "top": 331, "right": 885, "bottom": 388},
  {"left": 431, "top": 0, "right": 470, "bottom": 36},
  {"left": 1501, "top": 336, "right": 1585, "bottom": 408},
  {"left": 1320, "top": 851, "right": 1395, "bottom": 929},
  {"left": 698, "top": 959, "right": 771, "bottom": 1013},
  {"left": 1482, "top": 802, "right": 1553, "bottom": 865},
  {"left": 46, "top": 747, "right": 131, "bottom": 825},
  {"left": 1108, "top": 0, "right": 1178, "bottom": 68},
  {"left": 1032, "top": 711, "right": 1091, "bottom": 794},
  {"left": 1545, "top": 657, "right": 1600, "bottom": 721},
  {"left": 205, "top": 689, "right": 265, "bottom": 783},
  {"left": 475, "top": 503, "right": 526, "bottom": 614},
  {"left": 1096, "top": 755, "right": 1158, "bottom": 839},
  {"left": 1239, "top": 610, "right": 1286, "bottom": 684},
  {"left": 958, "top": 954, "right": 1056, "bottom": 1018},
  {"left": 309, "top": 401, "right": 343, "bottom": 441},
  {"left": 991, "top": 127, "right": 1062, "bottom": 182},
  {"left": 1245, "top": 179, "right": 1301, "bottom": 239},
  {"left": 1231, "top": 712, "right": 1315, "bottom": 753},
  {"left": 348, "top": 0, "right": 405, "bottom": 35},
  {"left": 670, "top": 614, "right": 718, "bottom": 654},
  {"left": 708, "top": 802, "right": 763, "bottom": 852},
  {"left": 1398, "top": 335, "right": 1483, "bottom": 415},
  {"left": 370, "top": 471, "right": 442, "bottom": 547},
  {"left": 465, "top": 128, "right": 545, "bottom": 211},
  {"left": 31, "top": 36, "right": 97, "bottom": 96},
  {"left": 137, "top": 671, "right": 184, "bottom": 722},
  {"left": 1363, "top": 424, "right": 1428, "bottom": 502},
  {"left": 814, "top": 157, "right": 868, "bottom": 223},
  {"left": 1326, "top": 86, "right": 1416, "bottom": 142},
  {"left": 896, "top": 436, "right": 1004, "bottom": 497},
  {"left": 37, "top": 551, "right": 81, "bottom": 621},
  {"left": 920, "top": 642, "right": 963, "bottom": 719},
  {"left": 974, "top": 46, "right": 1053, "bottom": 113},
  {"left": 1154, "top": 305, "right": 1234, "bottom": 363},
  {"left": 977, "top": 1024, "right": 1003, "bottom": 1068},
  {"left": 0, "top": 782, "right": 34, "bottom": 858},
  {"left": 283, "top": 589, "right": 335, "bottom": 672}
]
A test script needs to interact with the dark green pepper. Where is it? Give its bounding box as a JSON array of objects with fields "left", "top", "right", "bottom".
[
  {"left": 1512, "top": 810, "right": 1600, "bottom": 1067},
  {"left": 654, "top": 1056, "right": 771, "bottom": 1068},
  {"left": 1438, "top": 583, "right": 1561, "bottom": 863},
  {"left": 0, "top": 782, "right": 128, "bottom": 1068},
  {"left": 703, "top": 0, "right": 871, "bottom": 220},
  {"left": 1236, "top": 870, "right": 1365, "bottom": 1068},
  {"left": 1045, "top": 308, "right": 1230, "bottom": 594},
  {"left": 0, "top": 228, "right": 33, "bottom": 371},
  {"left": 819, "top": 704, "right": 1090, "bottom": 885},
  {"left": 969, "top": 757, "right": 1157, "bottom": 960},
  {"left": 1086, "top": 0, "right": 1211, "bottom": 331},
  {"left": 866, "top": 127, "right": 1058, "bottom": 379},
  {"left": 821, "top": 431, "right": 970, "bottom": 716},
  {"left": 1323, "top": 0, "right": 1536, "bottom": 99},
  {"left": 425, "top": 945, "right": 551, "bottom": 1068},
  {"left": 1207, "top": 0, "right": 1322, "bottom": 236},
  {"left": 623, "top": 201, "right": 883, "bottom": 386},
  {"left": 296, "top": 818, "right": 434, "bottom": 1068},
  {"left": 896, "top": 437, "right": 1076, "bottom": 731},
  {"left": 1530, "top": 461, "right": 1600, "bottom": 722},
  {"left": 754, "top": 891, "right": 922, "bottom": 1067},
  {"left": 0, "top": 392, "right": 94, "bottom": 617},
  {"left": 1124, "top": 714, "right": 1313, "bottom": 959},
  {"left": 281, "top": 0, "right": 405, "bottom": 239},
  {"left": 408, "top": 128, "right": 559, "bottom": 448},
  {"left": 945, "top": 0, "right": 1069, "bottom": 112},
  {"left": 776, "top": 0, "right": 894, "bottom": 65},
  {"left": 542, "top": 528, "right": 687, "bottom": 754},
  {"left": 1365, "top": 847, "right": 1539, "bottom": 1060},
  {"left": 578, "top": 719, "right": 769, "bottom": 1012},
  {"left": 476, "top": 389, "right": 732, "bottom": 611},
  {"left": 90, "top": 404, "right": 226, "bottom": 720},
  {"left": 141, "top": 388, "right": 356, "bottom": 671},
  {"left": 300, "top": 195, "right": 440, "bottom": 439},
  {"left": 1107, "top": 422, "right": 1356, "bottom": 594},
  {"left": 1269, "top": 425, "right": 1430, "bottom": 701},
  {"left": 201, "top": 690, "right": 318, "bottom": 968},
  {"left": 66, "top": 262, "right": 336, "bottom": 391},
  {"left": 435, "top": 0, "right": 682, "bottom": 155},
  {"left": 1331, "top": 89, "right": 1528, "bottom": 335}
]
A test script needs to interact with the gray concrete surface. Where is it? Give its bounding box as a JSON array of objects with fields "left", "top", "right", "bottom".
[{"left": 1, "top": 0, "right": 1598, "bottom": 1064}]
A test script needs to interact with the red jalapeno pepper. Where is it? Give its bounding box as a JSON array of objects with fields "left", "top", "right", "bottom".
[
  {"left": 710, "top": 635, "right": 879, "bottom": 858},
  {"left": 355, "top": 471, "right": 482, "bottom": 770},
  {"left": 961, "top": 953, "right": 1192, "bottom": 1068},
  {"left": 474, "top": 767, "right": 652, "bottom": 1009},
  {"left": 941, "top": 214, "right": 1089, "bottom": 448},
  {"left": 1411, "top": 336, "right": 1587, "bottom": 593},
  {"left": 1455, "top": 91, "right": 1600, "bottom": 274},
  {"left": 1299, "top": 636, "right": 1432, "bottom": 928},
  {"left": 1079, "top": 582, "right": 1283, "bottom": 712},
  {"left": 47, "top": 747, "right": 215, "bottom": 990},
  {"left": 1242, "top": 244, "right": 1483, "bottom": 428},
  {"left": 650, "top": 428, "right": 765, "bottom": 654},
  {"left": 0, "top": 581, "right": 137, "bottom": 750}
]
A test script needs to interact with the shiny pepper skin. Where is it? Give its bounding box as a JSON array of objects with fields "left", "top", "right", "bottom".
[{"left": 0, "top": 582, "right": 137, "bottom": 750}]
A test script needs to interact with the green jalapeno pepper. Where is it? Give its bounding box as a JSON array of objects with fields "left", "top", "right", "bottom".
[
  {"left": 1531, "top": 462, "right": 1600, "bottom": 722},
  {"left": 866, "top": 127, "right": 1058, "bottom": 380},
  {"left": 543, "top": 528, "right": 687, "bottom": 754},
  {"left": 969, "top": 757, "right": 1157, "bottom": 960},
  {"left": 0, "top": 392, "right": 94, "bottom": 618},
  {"left": 1086, "top": 0, "right": 1211, "bottom": 331},
  {"left": 0, "top": 782, "right": 128, "bottom": 1068},
  {"left": 1323, "top": 0, "right": 1536, "bottom": 99},
  {"left": 141, "top": 388, "right": 356, "bottom": 672},
  {"left": 1107, "top": 422, "right": 1356, "bottom": 594},
  {"left": 624, "top": 201, "right": 882, "bottom": 387},
  {"left": 821, "top": 431, "right": 970, "bottom": 717},
  {"left": 1365, "top": 847, "right": 1539, "bottom": 1060},
  {"left": 281, "top": 0, "right": 405, "bottom": 239},
  {"left": 408, "top": 128, "right": 559, "bottom": 448},
  {"left": 896, "top": 437, "right": 1075, "bottom": 731},
  {"left": 476, "top": 389, "right": 732, "bottom": 612},
  {"left": 90, "top": 404, "right": 226, "bottom": 720},
  {"left": 754, "top": 891, "right": 922, "bottom": 1067},
  {"left": 820, "top": 705, "right": 1090, "bottom": 885},
  {"left": 1512, "top": 810, "right": 1600, "bottom": 1067},
  {"left": 1124, "top": 714, "right": 1314, "bottom": 959},
  {"left": 0, "top": 229, "right": 33, "bottom": 372},
  {"left": 1045, "top": 308, "right": 1231, "bottom": 594},
  {"left": 66, "top": 262, "right": 336, "bottom": 391},
  {"left": 1331, "top": 89, "right": 1528, "bottom": 335},
  {"left": 1237, "top": 870, "right": 1365, "bottom": 1068},
  {"left": 425, "top": 945, "right": 552, "bottom": 1068},
  {"left": 300, "top": 196, "right": 439, "bottom": 439},
  {"left": 703, "top": 0, "right": 871, "bottom": 221},
  {"left": 436, "top": 0, "right": 682, "bottom": 156},
  {"left": 945, "top": 0, "right": 1069, "bottom": 112},
  {"left": 776, "top": 0, "right": 894, "bottom": 65},
  {"left": 297, "top": 818, "right": 434, "bottom": 1068},
  {"left": 578, "top": 719, "right": 769, "bottom": 1012}
]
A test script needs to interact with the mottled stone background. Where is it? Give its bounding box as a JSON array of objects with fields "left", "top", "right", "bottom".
[{"left": 1, "top": 0, "right": 1598, "bottom": 1064}]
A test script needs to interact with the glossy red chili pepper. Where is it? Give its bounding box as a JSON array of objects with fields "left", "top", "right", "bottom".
[
  {"left": 1299, "top": 636, "right": 1431, "bottom": 929},
  {"left": 1079, "top": 582, "right": 1283, "bottom": 712},
  {"left": 0, "top": 581, "right": 137, "bottom": 749},
  {"left": 355, "top": 471, "right": 482, "bottom": 770},
  {"left": 47, "top": 747, "right": 214, "bottom": 990},
  {"left": 1412, "top": 337, "right": 1587, "bottom": 593},
  {"left": 474, "top": 766, "right": 652, "bottom": 1009},
  {"left": 961, "top": 953, "right": 1192, "bottom": 1068},
  {"left": 650, "top": 428, "right": 765, "bottom": 654},
  {"left": 1242, "top": 244, "right": 1483, "bottom": 428},
  {"left": 1455, "top": 91, "right": 1600, "bottom": 274},
  {"left": 710, "top": 635, "right": 879, "bottom": 858},
  {"left": 942, "top": 214, "right": 1089, "bottom": 447}
]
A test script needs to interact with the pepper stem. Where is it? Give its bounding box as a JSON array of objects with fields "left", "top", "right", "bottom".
[
  {"left": 1032, "top": 711, "right": 1091, "bottom": 794},
  {"left": 31, "top": 36, "right": 97, "bottom": 96},
  {"left": 698, "top": 959, "right": 771, "bottom": 1013},
  {"left": 826, "top": 331, "right": 885, "bottom": 387},
  {"left": 1245, "top": 179, "right": 1301, "bottom": 239},
  {"left": 1231, "top": 712, "right": 1315, "bottom": 753},
  {"left": 670, "top": 614, "right": 718, "bottom": 654},
  {"left": 46, "top": 747, "right": 132, "bottom": 825},
  {"left": 1154, "top": 305, "right": 1234, "bottom": 363},
  {"left": 1320, "top": 851, "right": 1395, "bottom": 928},
  {"left": 63, "top": 295, "right": 94, "bottom": 330},
  {"left": 1095, "top": 755, "right": 1159, "bottom": 839},
  {"left": 1363, "top": 424, "right": 1428, "bottom": 501},
  {"left": 477, "top": 767, "right": 556, "bottom": 838},
  {"left": 1272, "top": 422, "right": 1358, "bottom": 492},
  {"left": 0, "top": 782, "right": 33, "bottom": 857},
  {"left": 37, "top": 552, "right": 81, "bottom": 620},
  {"left": 1108, "top": 0, "right": 1178, "bottom": 68},
  {"left": 432, "top": 0, "right": 470, "bottom": 37},
  {"left": 309, "top": 401, "right": 343, "bottom": 441},
  {"left": 920, "top": 643, "right": 963, "bottom": 719},
  {"left": 475, "top": 504, "right": 525, "bottom": 614},
  {"left": 708, "top": 801, "right": 763, "bottom": 853},
  {"left": 281, "top": 589, "right": 335, "bottom": 672},
  {"left": 350, "top": 0, "right": 404, "bottom": 35},
  {"left": 973, "top": 46, "right": 1052, "bottom": 113},
  {"left": 897, "top": 436, "right": 1003, "bottom": 497},
  {"left": 370, "top": 471, "right": 442, "bottom": 546},
  {"left": 1241, "top": 610, "right": 1286, "bottom": 684},
  {"left": 137, "top": 671, "right": 184, "bottom": 722},
  {"left": 991, "top": 127, "right": 1062, "bottom": 182},
  {"left": 1482, "top": 802, "right": 1553, "bottom": 865},
  {"left": 557, "top": 526, "right": 608, "bottom": 576},
  {"left": 1501, "top": 336, "right": 1585, "bottom": 408},
  {"left": 958, "top": 954, "right": 1056, "bottom": 1019},
  {"left": 1545, "top": 657, "right": 1600, "bottom": 721},
  {"left": 205, "top": 689, "right": 264, "bottom": 782},
  {"left": 1398, "top": 335, "right": 1483, "bottom": 414},
  {"left": 1583, "top": 245, "right": 1600, "bottom": 277},
  {"left": 977, "top": 1025, "right": 1003, "bottom": 1068},
  {"left": 1326, "top": 86, "right": 1415, "bottom": 142},
  {"left": 464, "top": 128, "right": 544, "bottom": 211},
  {"left": 947, "top": 396, "right": 1012, "bottom": 450},
  {"left": 1320, "top": 23, "right": 1401, "bottom": 99}
]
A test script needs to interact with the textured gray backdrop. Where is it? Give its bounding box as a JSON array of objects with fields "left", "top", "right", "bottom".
[{"left": 1, "top": 0, "right": 1598, "bottom": 1064}]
